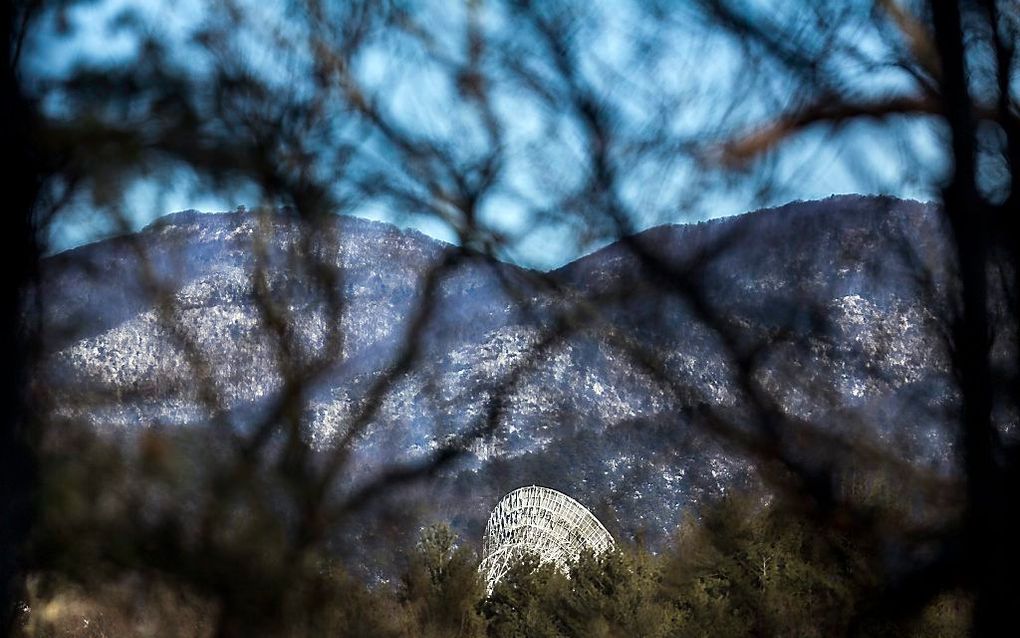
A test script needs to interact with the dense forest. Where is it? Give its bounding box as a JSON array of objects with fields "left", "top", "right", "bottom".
[{"left": 15, "top": 486, "right": 968, "bottom": 637}]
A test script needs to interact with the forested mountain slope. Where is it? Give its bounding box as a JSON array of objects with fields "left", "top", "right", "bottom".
[{"left": 39, "top": 195, "right": 962, "bottom": 552}]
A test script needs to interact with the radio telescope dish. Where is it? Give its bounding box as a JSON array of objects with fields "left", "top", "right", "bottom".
[{"left": 479, "top": 485, "right": 615, "bottom": 592}]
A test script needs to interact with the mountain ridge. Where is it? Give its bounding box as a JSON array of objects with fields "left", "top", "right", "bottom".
[{"left": 39, "top": 194, "right": 959, "bottom": 562}]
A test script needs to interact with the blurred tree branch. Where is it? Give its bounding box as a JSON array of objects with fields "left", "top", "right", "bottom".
[{"left": 4, "top": 0, "right": 1020, "bottom": 635}]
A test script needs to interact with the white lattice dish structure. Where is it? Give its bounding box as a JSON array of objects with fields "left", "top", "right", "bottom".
[{"left": 479, "top": 485, "right": 615, "bottom": 592}]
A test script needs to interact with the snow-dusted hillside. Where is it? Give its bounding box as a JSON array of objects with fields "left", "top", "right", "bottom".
[{"left": 39, "top": 195, "right": 964, "bottom": 548}]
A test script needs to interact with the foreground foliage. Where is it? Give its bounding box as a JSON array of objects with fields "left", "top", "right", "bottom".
[{"left": 16, "top": 491, "right": 970, "bottom": 637}]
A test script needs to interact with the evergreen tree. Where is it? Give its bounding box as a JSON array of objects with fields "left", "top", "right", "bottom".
[
  {"left": 481, "top": 555, "right": 565, "bottom": 638},
  {"left": 400, "top": 524, "right": 486, "bottom": 638}
]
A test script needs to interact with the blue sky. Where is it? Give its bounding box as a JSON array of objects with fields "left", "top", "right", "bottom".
[{"left": 32, "top": 0, "right": 944, "bottom": 269}]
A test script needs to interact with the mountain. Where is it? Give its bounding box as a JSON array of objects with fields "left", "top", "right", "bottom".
[{"left": 38, "top": 195, "right": 961, "bottom": 560}]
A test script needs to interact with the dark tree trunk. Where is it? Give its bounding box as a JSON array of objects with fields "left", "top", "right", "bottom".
[
  {"left": 0, "top": 2, "right": 40, "bottom": 633},
  {"left": 929, "top": 1, "right": 1010, "bottom": 634}
]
